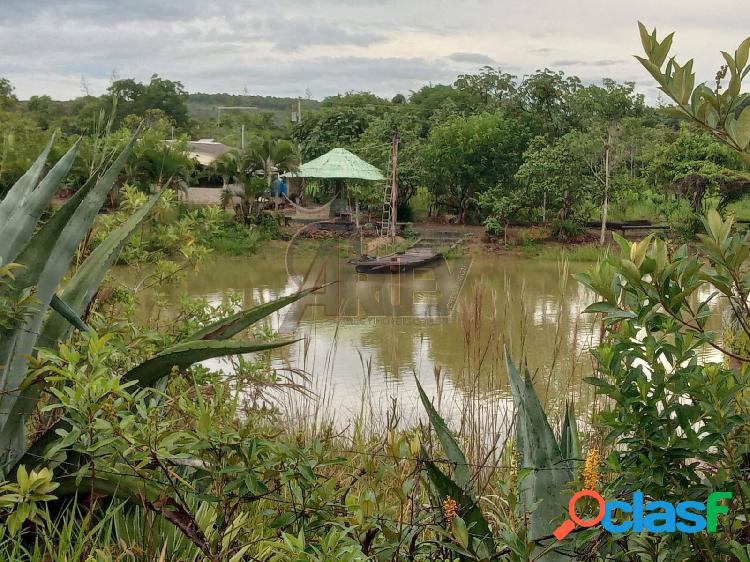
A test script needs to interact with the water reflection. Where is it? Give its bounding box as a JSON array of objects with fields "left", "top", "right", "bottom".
[{"left": 114, "top": 246, "right": 608, "bottom": 435}]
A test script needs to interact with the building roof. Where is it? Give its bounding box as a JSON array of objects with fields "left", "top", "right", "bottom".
[
  {"left": 166, "top": 139, "right": 233, "bottom": 166},
  {"left": 282, "top": 148, "right": 385, "bottom": 181}
]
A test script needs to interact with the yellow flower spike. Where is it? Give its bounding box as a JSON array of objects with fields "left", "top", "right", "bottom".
[
  {"left": 442, "top": 495, "right": 458, "bottom": 527},
  {"left": 582, "top": 448, "right": 602, "bottom": 490}
]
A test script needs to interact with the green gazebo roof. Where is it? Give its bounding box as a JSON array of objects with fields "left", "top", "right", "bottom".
[{"left": 283, "top": 148, "right": 385, "bottom": 181}]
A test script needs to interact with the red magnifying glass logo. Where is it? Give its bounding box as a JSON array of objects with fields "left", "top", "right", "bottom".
[{"left": 553, "top": 490, "right": 605, "bottom": 540}]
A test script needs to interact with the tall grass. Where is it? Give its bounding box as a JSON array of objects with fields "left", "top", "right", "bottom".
[{"left": 536, "top": 244, "right": 607, "bottom": 262}]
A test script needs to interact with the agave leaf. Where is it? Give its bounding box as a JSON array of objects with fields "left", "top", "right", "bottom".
[
  {"left": 40, "top": 191, "right": 162, "bottom": 347},
  {"left": 187, "top": 284, "right": 325, "bottom": 341},
  {"left": 0, "top": 139, "right": 81, "bottom": 264},
  {"left": 0, "top": 136, "right": 137, "bottom": 467},
  {"left": 559, "top": 402, "right": 580, "bottom": 470},
  {"left": 0, "top": 136, "right": 54, "bottom": 227},
  {"left": 124, "top": 338, "right": 298, "bottom": 387},
  {"left": 421, "top": 455, "right": 494, "bottom": 559},
  {"left": 415, "top": 377, "right": 470, "bottom": 490},
  {"left": 10, "top": 177, "right": 97, "bottom": 295},
  {"left": 49, "top": 295, "right": 91, "bottom": 334},
  {"left": 505, "top": 349, "right": 572, "bottom": 559}
]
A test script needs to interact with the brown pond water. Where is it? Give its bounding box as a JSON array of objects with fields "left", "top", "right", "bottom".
[{"left": 113, "top": 242, "right": 723, "bottom": 436}]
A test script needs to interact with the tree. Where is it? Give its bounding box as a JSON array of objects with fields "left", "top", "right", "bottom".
[
  {"left": 292, "top": 99, "right": 380, "bottom": 160},
  {"left": 514, "top": 134, "right": 594, "bottom": 225},
  {"left": 0, "top": 111, "right": 48, "bottom": 196},
  {"left": 644, "top": 125, "right": 750, "bottom": 212},
  {"left": 247, "top": 136, "right": 298, "bottom": 189},
  {"left": 353, "top": 111, "right": 423, "bottom": 207},
  {"left": 107, "top": 75, "right": 189, "bottom": 129},
  {"left": 569, "top": 80, "right": 647, "bottom": 242},
  {"left": 421, "top": 112, "right": 528, "bottom": 222},
  {"left": 408, "top": 84, "right": 476, "bottom": 134},
  {"left": 517, "top": 69, "right": 583, "bottom": 138},
  {"left": 0, "top": 78, "right": 17, "bottom": 111},
  {"left": 453, "top": 66, "right": 518, "bottom": 111}
]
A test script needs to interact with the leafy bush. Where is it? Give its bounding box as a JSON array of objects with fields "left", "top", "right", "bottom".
[
  {"left": 483, "top": 216, "right": 502, "bottom": 237},
  {"left": 549, "top": 218, "right": 584, "bottom": 241},
  {"left": 575, "top": 213, "right": 750, "bottom": 558}
]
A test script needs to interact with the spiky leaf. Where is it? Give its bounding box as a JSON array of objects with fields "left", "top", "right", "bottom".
[
  {"left": 505, "top": 349, "right": 572, "bottom": 559},
  {"left": 188, "top": 285, "right": 324, "bottom": 341},
  {"left": 49, "top": 295, "right": 91, "bottom": 334},
  {"left": 415, "top": 377, "right": 470, "bottom": 489},
  {"left": 0, "top": 137, "right": 53, "bottom": 226},
  {"left": 124, "top": 338, "right": 298, "bottom": 387},
  {"left": 40, "top": 191, "right": 162, "bottom": 346},
  {"left": 0, "top": 139, "right": 81, "bottom": 264}
]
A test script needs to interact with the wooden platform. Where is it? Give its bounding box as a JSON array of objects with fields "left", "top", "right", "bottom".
[{"left": 349, "top": 248, "right": 441, "bottom": 274}]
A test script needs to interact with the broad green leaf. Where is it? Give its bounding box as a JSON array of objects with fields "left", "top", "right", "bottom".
[
  {"left": 124, "top": 338, "right": 298, "bottom": 387},
  {"left": 637, "top": 22, "right": 653, "bottom": 58},
  {"left": 652, "top": 32, "right": 674, "bottom": 67},
  {"left": 735, "top": 105, "right": 750, "bottom": 149}
]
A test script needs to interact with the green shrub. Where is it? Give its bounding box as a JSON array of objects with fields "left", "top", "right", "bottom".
[
  {"left": 483, "top": 216, "right": 502, "bottom": 237},
  {"left": 549, "top": 218, "right": 584, "bottom": 241}
]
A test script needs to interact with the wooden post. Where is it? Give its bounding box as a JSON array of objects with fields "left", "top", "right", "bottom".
[
  {"left": 389, "top": 131, "right": 399, "bottom": 240},
  {"left": 600, "top": 128, "right": 610, "bottom": 246}
]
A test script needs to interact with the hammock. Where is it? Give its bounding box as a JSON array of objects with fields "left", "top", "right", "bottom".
[{"left": 283, "top": 195, "right": 335, "bottom": 220}]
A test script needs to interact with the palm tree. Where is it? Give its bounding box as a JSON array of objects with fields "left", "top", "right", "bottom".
[{"left": 248, "top": 137, "right": 298, "bottom": 193}]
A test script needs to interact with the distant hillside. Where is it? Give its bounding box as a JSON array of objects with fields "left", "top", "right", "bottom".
[{"left": 186, "top": 93, "right": 321, "bottom": 122}]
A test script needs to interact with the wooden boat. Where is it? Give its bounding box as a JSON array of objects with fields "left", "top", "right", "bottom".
[{"left": 349, "top": 248, "right": 441, "bottom": 274}]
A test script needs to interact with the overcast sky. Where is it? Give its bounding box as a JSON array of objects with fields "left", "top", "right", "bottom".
[{"left": 1, "top": 0, "right": 747, "bottom": 102}]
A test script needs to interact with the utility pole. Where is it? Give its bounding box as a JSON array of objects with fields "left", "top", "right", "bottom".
[
  {"left": 389, "top": 131, "right": 399, "bottom": 240},
  {"left": 241, "top": 124, "right": 245, "bottom": 150}
]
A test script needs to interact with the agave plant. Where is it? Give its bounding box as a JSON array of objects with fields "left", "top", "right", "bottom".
[
  {"left": 415, "top": 378, "right": 494, "bottom": 560},
  {"left": 505, "top": 350, "right": 576, "bottom": 561},
  {"left": 0, "top": 135, "right": 313, "bottom": 481},
  {"left": 416, "top": 352, "right": 578, "bottom": 561}
]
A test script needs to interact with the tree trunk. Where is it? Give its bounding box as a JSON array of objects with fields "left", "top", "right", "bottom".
[{"left": 600, "top": 129, "right": 611, "bottom": 246}]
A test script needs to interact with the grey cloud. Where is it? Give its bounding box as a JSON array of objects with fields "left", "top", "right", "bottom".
[
  {"left": 446, "top": 52, "right": 496, "bottom": 65},
  {"left": 0, "top": 0, "right": 739, "bottom": 104},
  {"left": 551, "top": 59, "right": 628, "bottom": 67},
  {"left": 270, "top": 20, "right": 387, "bottom": 52}
]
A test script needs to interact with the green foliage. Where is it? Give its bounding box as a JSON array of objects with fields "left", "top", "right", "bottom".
[
  {"left": 644, "top": 125, "right": 750, "bottom": 212},
  {"left": 636, "top": 23, "right": 750, "bottom": 163},
  {"left": 106, "top": 75, "right": 190, "bottom": 129},
  {"left": 0, "top": 78, "right": 16, "bottom": 111},
  {"left": 574, "top": 212, "right": 750, "bottom": 557},
  {"left": 482, "top": 216, "right": 503, "bottom": 237},
  {"left": 0, "top": 466, "right": 59, "bottom": 535},
  {"left": 549, "top": 218, "right": 585, "bottom": 242},
  {"left": 0, "top": 141, "right": 310, "bottom": 495},
  {"left": 514, "top": 134, "right": 594, "bottom": 226},
  {"left": 422, "top": 111, "right": 528, "bottom": 222}
]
